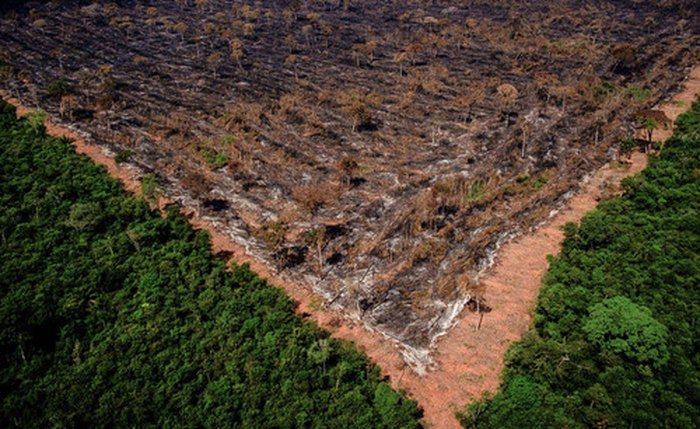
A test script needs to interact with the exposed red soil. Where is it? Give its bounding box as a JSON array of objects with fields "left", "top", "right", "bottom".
[
  {"left": 2, "top": 90, "right": 300, "bottom": 295},
  {"left": 648, "top": 67, "right": 700, "bottom": 142},
  {"left": 3, "top": 0, "right": 698, "bottom": 356},
  {"left": 3, "top": 65, "right": 698, "bottom": 429},
  {"left": 397, "top": 65, "right": 700, "bottom": 429},
  {"left": 2, "top": 92, "right": 141, "bottom": 195},
  {"left": 405, "top": 151, "right": 650, "bottom": 428}
]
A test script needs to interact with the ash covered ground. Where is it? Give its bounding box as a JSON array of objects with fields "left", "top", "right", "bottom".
[{"left": 1, "top": 0, "right": 698, "bottom": 365}]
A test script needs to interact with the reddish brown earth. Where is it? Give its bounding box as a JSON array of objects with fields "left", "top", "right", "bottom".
[
  {"left": 399, "top": 66, "right": 700, "bottom": 429},
  {"left": 4, "top": 64, "right": 698, "bottom": 428},
  {"left": 405, "top": 151, "right": 650, "bottom": 428},
  {"left": 2, "top": 1, "right": 699, "bottom": 362}
]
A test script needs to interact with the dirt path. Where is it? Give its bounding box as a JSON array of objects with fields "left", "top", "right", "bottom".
[
  {"left": 0, "top": 91, "right": 328, "bottom": 320},
  {"left": 3, "top": 65, "right": 698, "bottom": 429},
  {"left": 392, "top": 65, "right": 700, "bottom": 428}
]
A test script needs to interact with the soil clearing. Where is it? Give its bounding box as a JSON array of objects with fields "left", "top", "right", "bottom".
[
  {"left": 5, "top": 65, "right": 698, "bottom": 429},
  {"left": 401, "top": 65, "right": 700, "bottom": 429},
  {"left": 2, "top": 1, "right": 699, "bottom": 364}
]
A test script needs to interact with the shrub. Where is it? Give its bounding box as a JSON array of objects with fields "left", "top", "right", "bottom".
[{"left": 45, "top": 79, "right": 71, "bottom": 98}]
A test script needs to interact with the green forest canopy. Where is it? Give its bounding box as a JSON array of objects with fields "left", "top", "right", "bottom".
[
  {"left": 460, "top": 98, "right": 700, "bottom": 428},
  {"left": 0, "top": 100, "right": 422, "bottom": 428}
]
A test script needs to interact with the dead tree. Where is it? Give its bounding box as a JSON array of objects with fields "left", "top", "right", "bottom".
[
  {"left": 229, "top": 38, "right": 244, "bottom": 69},
  {"left": 496, "top": 83, "right": 518, "bottom": 127}
]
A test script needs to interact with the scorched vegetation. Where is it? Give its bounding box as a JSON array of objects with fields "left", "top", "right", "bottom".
[
  {"left": 0, "top": 100, "right": 422, "bottom": 428},
  {"left": 0, "top": 0, "right": 698, "bottom": 364},
  {"left": 460, "top": 98, "right": 700, "bottom": 429}
]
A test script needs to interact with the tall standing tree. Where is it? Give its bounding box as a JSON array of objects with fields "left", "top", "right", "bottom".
[
  {"left": 584, "top": 296, "right": 669, "bottom": 369},
  {"left": 207, "top": 52, "right": 223, "bottom": 78},
  {"left": 285, "top": 54, "right": 299, "bottom": 82},
  {"left": 173, "top": 21, "right": 188, "bottom": 44},
  {"left": 454, "top": 87, "right": 485, "bottom": 123},
  {"left": 642, "top": 117, "right": 658, "bottom": 152},
  {"left": 393, "top": 51, "right": 408, "bottom": 76},
  {"left": 496, "top": 83, "right": 518, "bottom": 127},
  {"left": 229, "top": 38, "right": 244, "bottom": 69}
]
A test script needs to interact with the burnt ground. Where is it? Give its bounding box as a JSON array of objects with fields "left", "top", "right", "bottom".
[{"left": 1, "top": 0, "right": 698, "bottom": 366}]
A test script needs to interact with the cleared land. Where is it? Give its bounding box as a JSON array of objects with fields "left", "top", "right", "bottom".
[
  {"left": 1, "top": 0, "right": 698, "bottom": 367},
  {"left": 5, "top": 65, "right": 698, "bottom": 429},
  {"left": 0, "top": 100, "right": 423, "bottom": 428},
  {"left": 459, "top": 80, "right": 700, "bottom": 429},
  {"left": 2, "top": 1, "right": 700, "bottom": 427}
]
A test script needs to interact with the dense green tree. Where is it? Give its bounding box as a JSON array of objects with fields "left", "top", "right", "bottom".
[
  {"left": 584, "top": 296, "right": 669, "bottom": 369},
  {"left": 461, "top": 98, "right": 700, "bottom": 428},
  {"left": 0, "top": 100, "right": 422, "bottom": 428}
]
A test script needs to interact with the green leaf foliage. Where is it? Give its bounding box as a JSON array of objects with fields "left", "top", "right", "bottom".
[
  {"left": 583, "top": 296, "right": 668, "bottom": 369},
  {"left": 461, "top": 98, "right": 700, "bottom": 428},
  {"left": 0, "top": 100, "right": 422, "bottom": 428}
]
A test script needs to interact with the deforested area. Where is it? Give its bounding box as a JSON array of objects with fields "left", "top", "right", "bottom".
[
  {"left": 0, "top": 100, "right": 422, "bottom": 428},
  {"left": 1, "top": 0, "right": 698, "bottom": 365},
  {"left": 459, "top": 97, "right": 700, "bottom": 429}
]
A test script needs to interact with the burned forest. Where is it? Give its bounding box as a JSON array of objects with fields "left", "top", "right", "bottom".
[{"left": 1, "top": 0, "right": 698, "bottom": 368}]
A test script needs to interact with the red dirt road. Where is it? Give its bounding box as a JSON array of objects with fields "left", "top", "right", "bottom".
[
  {"left": 398, "top": 66, "right": 699, "bottom": 429},
  {"left": 3, "top": 65, "right": 698, "bottom": 429},
  {"left": 396, "top": 66, "right": 700, "bottom": 428}
]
